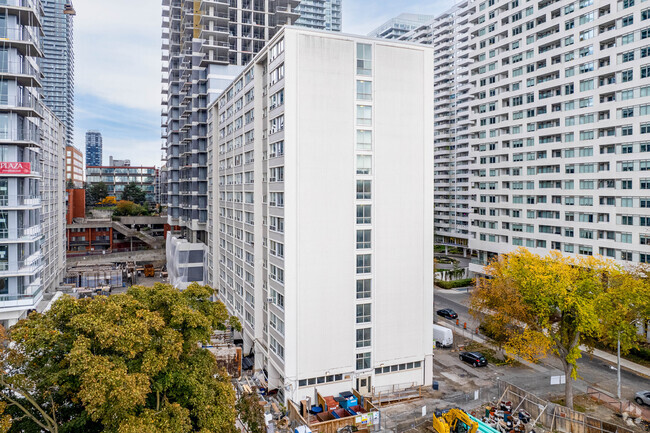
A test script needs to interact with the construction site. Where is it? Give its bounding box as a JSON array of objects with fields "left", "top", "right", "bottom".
[{"left": 218, "top": 327, "right": 650, "bottom": 433}]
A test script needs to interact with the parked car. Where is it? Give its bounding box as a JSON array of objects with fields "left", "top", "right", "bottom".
[
  {"left": 459, "top": 351, "right": 488, "bottom": 367},
  {"left": 436, "top": 308, "right": 458, "bottom": 320},
  {"left": 635, "top": 391, "right": 650, "bottom": 406}
]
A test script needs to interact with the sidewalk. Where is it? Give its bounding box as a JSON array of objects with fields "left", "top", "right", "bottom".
[
  {"left": 447, "top": 324, "right": 549, "bottom": 373},
  {"left": 583, "top": 346, "right": 650, "bottom": 379},
  {"left": 436, "top": 288, "right": 650, "bottom": 380}
]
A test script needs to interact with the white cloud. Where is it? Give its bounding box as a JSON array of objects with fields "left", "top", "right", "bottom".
[
  {"left": 342, "top": 0, "right": 450, "bottom": 36},
  {"left": 74, "top": 0, "right": 161, "bottom": 112}
]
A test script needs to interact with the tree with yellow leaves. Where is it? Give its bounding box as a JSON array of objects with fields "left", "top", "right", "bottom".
[
  {"left": 0, "top": 283, "right": 242, "bottom": 433},
  {"left": 99, "top": 196, "right": 117, "bottom": 206},
  {"left": 471, "top": 248, "right": 648, "bottom": 409}
]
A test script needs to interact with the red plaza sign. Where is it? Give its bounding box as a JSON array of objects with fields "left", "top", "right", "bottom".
[{"left": 0, "top": 162, "right": 31, "bottom": 175}]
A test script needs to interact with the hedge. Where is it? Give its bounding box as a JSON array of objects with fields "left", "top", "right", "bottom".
[{"left": 435, "top": 278, "right": 474, "bottom": 289}]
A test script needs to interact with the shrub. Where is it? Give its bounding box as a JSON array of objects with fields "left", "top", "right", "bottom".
[{"left": 435, "top": 278, "right": 474, "bottom": 289}]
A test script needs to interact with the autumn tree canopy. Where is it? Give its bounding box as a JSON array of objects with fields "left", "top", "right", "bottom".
[
  {"left": 471, "top": 248, "right": 649, "bottom": 409},
  {"left": 0, "top": 283, "right": 242, "bottom": 433}
]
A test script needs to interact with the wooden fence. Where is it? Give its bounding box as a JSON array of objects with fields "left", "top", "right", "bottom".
[{"left": 288, "top": 392, "right": 381, "bottom": 433}]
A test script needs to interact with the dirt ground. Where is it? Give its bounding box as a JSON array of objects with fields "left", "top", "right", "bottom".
[{"left": 376, "top": 336, "right": 650, "bottom": 433}]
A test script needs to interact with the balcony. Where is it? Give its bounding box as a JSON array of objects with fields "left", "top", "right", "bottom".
[
  {"left": 0, "top": 225, "right": 42, "bottom": 242},
  {"left": 0, "top": 59, "right": 42, "bottom": 88},
  {"left": 0, "top": 1, "right": 42, "bottom": 28},
  {"left": 0, "top": 26, "right": 43, "bottom": 57},
  {"left": 0, "top": 195, "right": 41, "bottom": 209},
  {"left": 0, "top": 128, "right": 41, "bottom": 146},
  {"left": 0, "top": 278, "right": 42, "bottom": 310},
  {"left": 0, "top": 252, "right": 43, "bottom": 277}
]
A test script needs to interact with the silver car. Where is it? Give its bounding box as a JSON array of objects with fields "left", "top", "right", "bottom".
[{"left": 635, "top": 391, "right": 650, "bottom": 406}]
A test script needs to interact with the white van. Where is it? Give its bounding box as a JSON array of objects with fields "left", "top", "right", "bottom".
[{"left": 433, "top": 324, "right": 454, "bottom": 348}]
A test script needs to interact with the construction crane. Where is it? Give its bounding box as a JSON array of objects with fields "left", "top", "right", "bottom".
[{"left": 432, "top": 409, "right": 479, "bottom": 433}]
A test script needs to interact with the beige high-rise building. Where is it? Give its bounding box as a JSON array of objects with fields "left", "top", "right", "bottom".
[{"left": 65, "top": 145, "right": 83, "bottom": 187}]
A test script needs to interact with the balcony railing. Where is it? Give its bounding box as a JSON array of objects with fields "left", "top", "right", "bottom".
[
  {"left": 0, "top": 195, "right": 41, "bottom": 208},
  {"left": 0, "top": 279, "right": 42, "bottom": 309},
  {"left": 0, "top": 255, "right": 42, "bottom": 275},
  {"left": 0, "top": 94, "right": 42, "bottom": 115},
  {"left": 0, "top": 59, "right": 40, "bottom": 80},
  {"left": 0, "top": 26, "right": 42, "bottom": 51},
  {"left": 0, "top": 225, "right": 41, "bottom": 241}
]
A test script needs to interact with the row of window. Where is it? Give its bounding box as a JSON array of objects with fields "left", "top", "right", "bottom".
[{"left": 355, "top": 46, "right": 373, "bottom": 373}]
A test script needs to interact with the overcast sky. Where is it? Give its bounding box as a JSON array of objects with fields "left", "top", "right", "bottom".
[{"left": 73, "top": 0, "right": 451, "bottom": 167}]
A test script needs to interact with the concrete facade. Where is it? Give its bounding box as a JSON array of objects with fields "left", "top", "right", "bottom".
[
  {"left": 398, "top": 0, "right": 650, "bottom": 271},
  {"left": 65, "top": 145, "right": 83, "bottom": 186},
  {"left": 208, "top": 28, "right": 434, "bottom": 401}
]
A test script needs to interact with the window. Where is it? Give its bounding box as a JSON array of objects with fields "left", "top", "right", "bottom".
[
  {"left": 356, "top": 230, "right": 371, "bottom": 249},
  {"left": 356, "top": 279, "right": 371, "bottom": 298},
  {"left": 356, "top": 303, "right": 371, "bottom": 323},
  {"left": 356, "top": 180, "right": 371, "bottom": 199},
  {"left": 622, "top": 15, "right": 633, "bottom": 27},
  {"left": 622, "top": 69, "right": 633, "bottom": 82},
  {"left": 356, "top": 155, "right": 372, "bottom": 175},
  {"left": 356, "top": 352, "right": 371, "bottom": 370},
  {"left": 580, "top": 79, "right": 594, "bottom": 91},
  {"left": 270, "top": 336, "right": 284, "bottom": 360},
  {"left": 357, "top": 130, "right": 372, "bottom": 150},
  {"left": 579, "top": 29, "right": 594, "bottom": 41},
  {"left": 356, "top": 254, "right": 371, "bottom": 274},
  {"left": 356, "top": 204, "right": 371, "bottom": 224},
  {"left": 357, "top": 80, "right": 372, "bottom": 100},
  {"left": 357, "top": 43, "right": 372, "bottom": 75},
  {"left": 643, "top": 65, "right": 650, "bottom": 78},
  {"left": 356, "top": 328, "right": 371, "bottom": 348},
  {"left": 357, "top": 105, "right": 372, "bottom": 126},
  {"left": 622, "top": 51, "right": 635, "bottom": 62}
]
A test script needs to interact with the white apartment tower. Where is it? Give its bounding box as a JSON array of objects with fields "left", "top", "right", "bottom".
[
  {"left": 209, "top": 27, "right": 434, "bottom": 401},
  {"left": 295, "top": 0, "right": 342, "bottom": 32},
  {"left": 400, "top": 6, "right": 475, "bottom": 256},
  {"left": 0, "top": 0, "right": 66, "bottom": 327},
  {"left": 368, "top": 13, "right": 436, "bottom": 40},
  {"left": 399, "top": 0, "right": 650, "bottom": 271}
]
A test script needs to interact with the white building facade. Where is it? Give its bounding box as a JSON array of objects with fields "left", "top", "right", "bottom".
[
  {"left": 400, "top": 6, "right": 475, "bottom": 256},
  {"left": 397, "top": 0, "right": 650, "bottom": 272},
  {"left": 0, "top": 0, "right": 65, "bottom": 327},
  {"left": 209, "top": 28, "right": 434, "bottom": 401},
  {"left": 40, "top": 106, "right": 66, "bottom": 297}
]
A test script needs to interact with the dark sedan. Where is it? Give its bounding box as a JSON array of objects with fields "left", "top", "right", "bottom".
[
  {"left": 436, "top": 308, "right": 458, "bottom": 320},
  {"left": 459, "top": 351, "right": 488, "bottom": 367}
]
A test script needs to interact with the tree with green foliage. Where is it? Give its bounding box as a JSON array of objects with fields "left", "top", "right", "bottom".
[
  {"left": 113, "top": 200, "right": 149, "bottom": 217},
  {"left": 121, "top": 182, "right": 147, "bottom": 205},
  {"left": 236, "top": 392, "right": 265, "bottom": 433},
  {"left": 471, "top": 248, "right": 648, "bottom": 409},
  {"left": 65, "top": 179, "right": 75, "bottom": 190},
  {"left": 85, "top": 182, "right": 108, "bottom": 205},
  {"left": 0, "top": 283, "right": 242, "bottom": 433}
]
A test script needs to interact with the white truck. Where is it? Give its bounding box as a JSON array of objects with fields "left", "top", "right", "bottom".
[{"left": 433, "top": 324, "right": 454, "bottom": 348}]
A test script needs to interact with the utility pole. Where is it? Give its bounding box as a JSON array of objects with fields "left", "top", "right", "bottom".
[{"left": 617, "top": 331, "right": 621, "bottom": 400}]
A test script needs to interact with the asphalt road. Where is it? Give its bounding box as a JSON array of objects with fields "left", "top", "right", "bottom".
[{"left": 434, "top": 288, "right": 650, "bottom": 402}]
